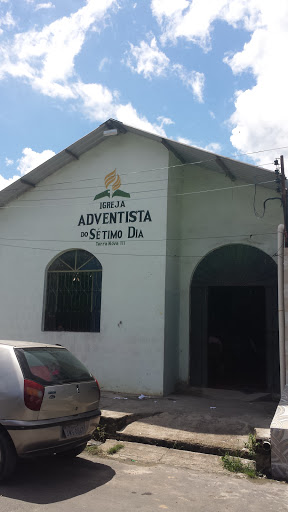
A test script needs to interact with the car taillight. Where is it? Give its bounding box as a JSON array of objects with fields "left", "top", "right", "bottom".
[
  {"left": 24, "top": 379, "right": 44, "bottom": 411},
  {"left": 94, "top": 377, "right": 101, "bottom": 400}
]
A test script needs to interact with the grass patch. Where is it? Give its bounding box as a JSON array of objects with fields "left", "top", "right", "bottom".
[
  {"left": 93, "top": 424, "right": 107, "bottom": 443},
  {"left": 222, "top": 454, "right": 257, "bottom": 478},
  {"left": 85, "top": 445, "right": 102, "bottom": 456},
  {"left": 107, "top": 443, "right": 125, "bottom": 455},
  {"left": 244, "top": 433, "right": 259, "bottom": 458}
]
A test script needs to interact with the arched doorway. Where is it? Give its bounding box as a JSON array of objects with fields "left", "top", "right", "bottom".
[{"left": 190, "top": 244, "right": 279, "bottom": 393}]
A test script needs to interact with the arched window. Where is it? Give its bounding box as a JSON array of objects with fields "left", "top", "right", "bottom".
[{"left": 44, "top": 249, "right": 102, "bottom": 332}]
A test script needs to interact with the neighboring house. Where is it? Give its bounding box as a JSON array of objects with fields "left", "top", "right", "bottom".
[{"left": 0, "top": 119, "right": 285, "bottom": 395}]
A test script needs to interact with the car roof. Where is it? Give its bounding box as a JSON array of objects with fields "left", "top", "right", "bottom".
[{"left": 0, "top": 340, "right": 64, "bottom": 349}]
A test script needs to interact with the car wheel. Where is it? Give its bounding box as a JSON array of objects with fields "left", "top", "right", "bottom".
[
  {"left": 57, "top": 443, "right": 87, "bottom": 458},
  {"left": 0, "top": 430, "right": 17, "bottom": 481}
]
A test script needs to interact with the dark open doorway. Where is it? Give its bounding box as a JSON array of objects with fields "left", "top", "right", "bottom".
[
  {"left": 190, "top": 244, "right": 279, "bottom": 394},
  {"left": 208, "top": 286, "right": 266, "bottom": 390}
]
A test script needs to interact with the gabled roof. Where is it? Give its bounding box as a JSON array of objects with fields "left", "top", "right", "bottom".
[{"left": 0, "top": 118, "right": 277, "bottom": 207}]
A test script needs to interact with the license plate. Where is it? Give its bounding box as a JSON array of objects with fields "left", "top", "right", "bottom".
[{"left": 63, "top": 422, "right": 87, "bottom": 438}]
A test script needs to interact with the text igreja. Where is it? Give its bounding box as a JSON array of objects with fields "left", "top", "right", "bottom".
[{"left": 78, "top": 209, "right": 152, "bottom": 226}]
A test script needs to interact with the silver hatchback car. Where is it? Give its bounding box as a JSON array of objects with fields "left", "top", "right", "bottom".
[{"left": 0, "top": 340, "right": 101, "bottom": 480}]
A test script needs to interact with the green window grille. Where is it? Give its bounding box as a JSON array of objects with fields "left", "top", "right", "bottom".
[{"left": 44, "top": 249, "right": 102, "bottom": 332}]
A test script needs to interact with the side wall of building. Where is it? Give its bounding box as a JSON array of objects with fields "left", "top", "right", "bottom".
[
  {"left": 163, "top": 153, "right": 183, "bottom": 393},
  {"left": 165, "top": 160, "right": 283, "bottom": 386},
  {"left": 0, "top": 133, "right": 169, "bottom": 394},
  {"left": 178, "top": 166, "right": 282, "bottom": 384}
]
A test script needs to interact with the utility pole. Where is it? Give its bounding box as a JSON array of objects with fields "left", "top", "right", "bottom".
[
  {"left": 280, "top": 155, "right": 287, "bottom": 246},
  {"left": 279, "top": 156, "right": 287, "bottom": 393}
]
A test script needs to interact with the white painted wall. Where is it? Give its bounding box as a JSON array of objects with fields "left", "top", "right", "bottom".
[
  {"left": 0, "top": 133, "right": 169, "bottom": 394},
  {"left": 164, "top": 159, "right": 283, "bottom": 385},
  {"left": 163, "top": 153, "right": 183, "bottom": 393},
  {"left": 1, "top": 132, "right": 283, "bottom": 395}
]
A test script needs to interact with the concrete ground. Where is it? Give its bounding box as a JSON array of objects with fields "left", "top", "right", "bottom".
[
  {"left": 89, "top": 438, "right": 256, "bottom": 474},
  {"left": 0, "top": 388, "right": 283, "bottom": 512},
  {"left": 0, "top": 446, "right": 287, "bottom": 512},
  {"left": 100, "top": 388, "right": 278, "bottom": 459}
]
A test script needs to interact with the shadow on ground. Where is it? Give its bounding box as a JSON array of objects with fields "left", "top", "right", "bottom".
[
  {"left": 0, "top": 456, "right": 115, "bottom": 504},
  {"left": 100, "top": 389, "right": 278, "bottom": 436},
  {"left": 130, "top": 413, "right": 255, "bottom": 435}
]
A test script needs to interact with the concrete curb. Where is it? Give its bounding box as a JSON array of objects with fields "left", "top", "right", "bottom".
[
  {"left": 98, "top": 390, "right": 275, "bottom": 476},
  {"left": 87, "top": 439, "right": 257, "bottom": 478}
]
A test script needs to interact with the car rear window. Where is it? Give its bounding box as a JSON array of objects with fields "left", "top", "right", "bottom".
[{"left": 15, "top": 347, "right": 93, "bottom": 385}]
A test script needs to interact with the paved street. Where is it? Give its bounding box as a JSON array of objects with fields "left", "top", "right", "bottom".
[{"left": 0, "top": 448, "right": 287, "bottom": 512}]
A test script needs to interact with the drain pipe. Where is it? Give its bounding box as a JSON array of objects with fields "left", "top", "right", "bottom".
[
  {"left": 278, "top": 224, "right": 286, "bottom": 393},
  {"left": 263, "top": 440, "right": 271, "bottom": 452}
]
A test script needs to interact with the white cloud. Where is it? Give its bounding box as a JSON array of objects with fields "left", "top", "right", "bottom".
[
  {"left": 177, "top": 136, "right": 192, "bottom": 145},
  {"left": 125, "top": 36, "right": 204, "bottom": 102},
  {"left": 0, "top": 0, "right": 117, "bottom": 94},
  {"left": 151, "top": 0, "right": 288, "bottom": 164},
  {"left": 176, "top": 137, "right": 221, "bottom": 153},
  {"left": 151, "top": 0, "right": 224, "bottom": 49},
  {"left": 0, "top": 11, "right": 15, "bottom": 31},
  {"left": 17, "top": 147, "right": 55, "bottom": 175},
  {"left": 72, "top": 83, "right": 168, "bottom": 135},
  {"left": 115, "top": 103, "right": 167, "bottom": 136},
  {"left": 74, "top": 81, "right": 116, "bottom": 120},
  {"left": 98, "top": 56, "right": 111, "bottom": 72},
  {"left": 151, "top": 0, "right": 263, "bottom": 49},
  {"left": 35, "top": 3, "right": 55, "bottom": 11},
  {"left": 209, "top": 111, "right": 216, "bottom": 119},
  {"left": 0, "top": 147, "right": 55, "bottom": 191},
  {"left": 0, "top": 174, "right": 19, "bottom": 192},
  {"left": 172, "top": 64, "right": 204, "bottom": 102},
  {"left": 225, "top": 2, "right": 288, "bottom": 165},
  {"left": 157, "top": 116, "right": 174, "bottom": 129},
  {"left": 31, "top": 79, "right": 76, "bottom": 100},
  {"left": 152, "top": 0, "right": 189, "bottom": 22},
  {"left": 0, "top": 1, "right": 170, "bottom": 141},
  {"left": 58, "top": 80, "right": 169, "bottom": 137},
  {"left": 204, "top": 142, "right": 222, "bottom": 153},
  {"left": 126, "top": 37, "right": 169, "bottom": 79}
]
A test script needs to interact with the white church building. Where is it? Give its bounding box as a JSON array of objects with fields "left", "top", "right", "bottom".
[{"left": 0, "top": 119, "right": 285, "bottom": 396}]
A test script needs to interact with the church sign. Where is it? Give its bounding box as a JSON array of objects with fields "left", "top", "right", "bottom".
[{"left": 77, "top": 170, "right": 152, "bottom": 245}]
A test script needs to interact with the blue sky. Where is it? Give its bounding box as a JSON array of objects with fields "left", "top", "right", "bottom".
[{"left": 0, "top": 0, "right": 287, "bottom": 190}]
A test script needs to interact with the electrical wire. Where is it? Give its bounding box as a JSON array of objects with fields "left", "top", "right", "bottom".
[
  {"left": 238, "top": 145, "right": 288, "bottom": 156},
  {"left": 0, "top": 179, "right": 277, "bottom": 208},
  {"left": 29, "top": 176, "right": 170, "bottom": 193},
  {"left": 0, "top": 232, "right": 277, "bottom": 244},
  {"left": 15, "top": 187, "right": 168, "bottom": 202},
  {"left": 255, "top": 162, "right": 276, "bottom": 168},
  {"left": 6, "top": 156, "right": 217, "bottom": 191},
  {"left": 3, "top": 139, "right": 286, "bottom": 198},
  {"left": 32, "top": 175, "right": 278, "bottom": 195},
  {"left": 0, "top": 242, "right": 62, "bottom": 252},
  {"left": 253, "top": 184, "right": 282, "bottom": 219},
  {"left": 271, "top": 242, "right": 285, "bottom": 258},
  {"left": 5, "top": 145, "right": 282, "bottom": 192},
  {"left": 0, "top": 239, "right": 280, "bottom": 260},
  {"left": 0, "top": 242, "right": 203, "bottom": 257},
  {"left": 0, "top": 231, "right": 279, "bottom": 259}
]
